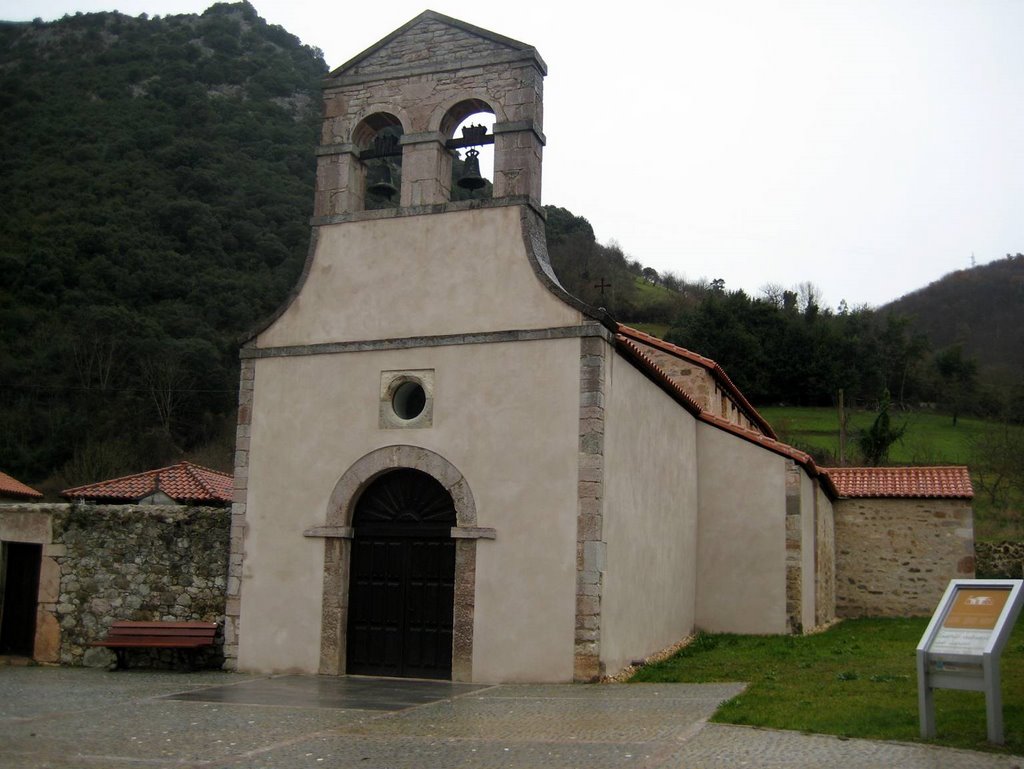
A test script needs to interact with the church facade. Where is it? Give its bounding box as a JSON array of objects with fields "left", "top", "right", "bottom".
[{"left": 224, "top": 12, "right": 969, "bottom": 683}]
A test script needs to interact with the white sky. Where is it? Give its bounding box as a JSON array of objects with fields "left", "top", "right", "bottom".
[{"left": 5, "top": 0, "right": 1023, "bottom": 308}]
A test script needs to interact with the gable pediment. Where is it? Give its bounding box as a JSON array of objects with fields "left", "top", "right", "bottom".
[{"left": 328, "top": 10, "right": 546, "bottom": 84}]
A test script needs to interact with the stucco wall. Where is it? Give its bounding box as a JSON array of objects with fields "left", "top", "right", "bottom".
[
  {"left": 238, "top": 337, "right": 582, "bottom": 681},
  {"left": 600, "top": 353, "right": 699, "bottom": 676},
  {"left": 258, "top": 207, "right": 582, "bottom": 348},
  {"left": 695, "top": 424, "right": 788, "bottom": 634},
  {"left": 834, "top": 497, "right": 974, "bottom": 617}
]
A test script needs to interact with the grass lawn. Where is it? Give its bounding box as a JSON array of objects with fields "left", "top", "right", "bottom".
[
  {"left": 758, "top": 406, "right": 1002, "bottom": 466},
  {"left": 630, "top": 617, "right": 1024, "bottom": 755},
  {"left": 626, "top": 322, "right": 671, "bottom": 338},
  {"left": 758, "top": 406, "right": 1024, "bottom": 540}
]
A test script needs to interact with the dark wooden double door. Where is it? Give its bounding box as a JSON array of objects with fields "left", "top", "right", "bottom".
[{"left": 346, "top": 469, "right": 456, "bottom": 679}]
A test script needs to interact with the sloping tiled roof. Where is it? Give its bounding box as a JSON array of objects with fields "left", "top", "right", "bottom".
[
  {"left": 0, "top": 470, "right": 44, "bottom": 500},
  {"left": 614, "top": 335, "right": 704, "bottom": 416},
  {"left": 62, "top": 461, "right": 233, "bottom": 504},
  {"left": 614, "top": 327, "right": 974, "bottom": 503},
  {"left": 616, "top": 325, "right": 777, "bottom": 439},
  {"left": 824, "top": 466, "right": 974, "bottom": 499},
  {"left": 614, "top": 333, "right": 839, "bottom": 495}
]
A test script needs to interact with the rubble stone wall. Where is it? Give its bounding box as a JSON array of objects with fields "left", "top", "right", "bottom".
[
  {"left": 975, "top": 541, "right": 1024, "bottom": 579},
  {"left": 0, "top": 503, "right": 228, "bottom": 668},
  {"left": 834, "top": 498, "right": 974, "bottom": 617}
]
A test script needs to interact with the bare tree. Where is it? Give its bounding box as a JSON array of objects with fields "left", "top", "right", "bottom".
[
  {"left": 970, "top": 422, "right": 1024, "bottom": 509},
  {"left": 139, "top": 354, "right": 195, "bottom": 437},
  {"left": 797, "top": 281, "right": 824, "bottom": 314},
  {"left": 759, "top": 282, "right": 787, "bottom": 307},
  {"left": 59, "top": 439, "right": 137, "bottom": 488}
]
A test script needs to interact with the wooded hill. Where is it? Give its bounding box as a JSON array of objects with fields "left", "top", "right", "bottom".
[
  {"left": 550, "top": 210, "right": 1022, "bottom": 423},
  {"left": 1, "top": 3, "right": 1018, "bottom": 490},
  {"left": 0, "top": 3, "right": 325, "bottom": 483},
  {"left": 882, "top": 255, "right": 1024, "bottom": 383}
]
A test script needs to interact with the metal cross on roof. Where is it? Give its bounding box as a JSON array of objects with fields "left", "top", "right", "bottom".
[{"left": 594, "top": 277, "right": 612, "bottom": 296}]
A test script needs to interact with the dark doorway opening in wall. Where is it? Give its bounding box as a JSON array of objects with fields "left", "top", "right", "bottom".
[
  {"left": 346, "top": 469, "right": 456, "bottom": 679},
  {"left": 0, "top": 541, "right": 42, "bottom": 657}
]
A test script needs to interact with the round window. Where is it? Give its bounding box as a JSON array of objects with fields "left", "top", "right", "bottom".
[{"left": 392, "top": 380, "right": 426, "bottom": 420}]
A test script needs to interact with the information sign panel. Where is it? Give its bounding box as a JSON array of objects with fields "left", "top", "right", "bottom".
[
  {"left": 917, "top": 579, "right": 1023, "bottom": 744},
  {"left": 930, "top": 587, "right": 1011, "bottom": 655}
]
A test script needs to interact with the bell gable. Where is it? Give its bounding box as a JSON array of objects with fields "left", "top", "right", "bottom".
[{"left": 328, "top": 10, "right": 547, "bottom": 84}]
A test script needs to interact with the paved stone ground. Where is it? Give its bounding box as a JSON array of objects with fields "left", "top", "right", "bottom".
[{"left": 0, "top": 667, "right": 1021, "bottom": 769}]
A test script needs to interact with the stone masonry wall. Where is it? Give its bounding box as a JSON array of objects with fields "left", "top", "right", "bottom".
[
  {"left": 641, "top": 348, "right": 714, "bottom": 409},
  {"left": 1, "top": 503, "right": 229, "bottom": 667},
  {"left": 814, "top": 485, "right": 836, "bottom": 627},
  {"left": 55, "top": 504, "right": 229, "bottom": 667},
  {"left": 637, "top": 346, "right": 757, "bottom": 434},
  {"left": 347, "top": 18, "right": 512, "bottom": 79},
  {"left": 834, "top": 498, "right": 974, "bottom": 617},
  {"left": 317, "top": 17, "right": 546, "bottom": 216},
  {"left": 574, "top": 335, "right": 606, "bottom": 682},
  {"left": 975, "top": 541, "right": 1024, "bottom": 579},
  {"left": 223, "top": 355, "right": 254, "bottom": 670},
  {"left": 784, "top": 463, "right": 802, "bottom": 633}
]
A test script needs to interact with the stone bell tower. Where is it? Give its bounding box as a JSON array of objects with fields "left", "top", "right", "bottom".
[{"left": 313, "top": 10, "right": 547, "bottom": 218}]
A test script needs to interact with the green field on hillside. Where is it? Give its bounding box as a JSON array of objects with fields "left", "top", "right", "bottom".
[
  {"left": 760, "top": 406, "right": 996, "bottom": 465},
  {"left": 759, "top": 406, "right": 1023, "bottom": 540},
  {"left": 626, "top": 322, "right": 671, "bottom": 338}
]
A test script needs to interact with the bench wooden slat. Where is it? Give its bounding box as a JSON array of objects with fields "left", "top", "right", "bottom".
[
  {"left": 104, "top": 622, "right": 217, "bottom": 626},
  {"left": 89, "top": 620, "right": 219, "bottom": 669},
  {"left": 104, "top": 627, "right": 216, "bottom": 637},
  {"left": 88, "top": 638, "right": 212, "bottom": 648}
]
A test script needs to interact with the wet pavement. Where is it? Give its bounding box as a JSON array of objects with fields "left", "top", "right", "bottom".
[{"left": 1, "top": 666, "right": 1021, "bottom": 768}]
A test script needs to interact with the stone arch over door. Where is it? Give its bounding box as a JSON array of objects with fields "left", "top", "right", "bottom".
[
  {"left": 347, "top": 468, "right": 456, "bottom": 678},
  {"left": 315, "top": 446, "right": 485, "bottom": 680}
]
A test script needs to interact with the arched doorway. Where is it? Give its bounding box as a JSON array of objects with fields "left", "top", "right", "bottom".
[{"left": 346, "top": 468, "right": 456, "bottom": 678}]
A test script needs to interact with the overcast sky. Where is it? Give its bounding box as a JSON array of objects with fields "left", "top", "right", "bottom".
[{"left": 5, "top": 0, "right": 1022, "bottom": 308}]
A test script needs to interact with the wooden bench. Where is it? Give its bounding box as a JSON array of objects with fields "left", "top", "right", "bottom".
[{"left": 88, "top": 621, "right": 218, "bottom": 670}]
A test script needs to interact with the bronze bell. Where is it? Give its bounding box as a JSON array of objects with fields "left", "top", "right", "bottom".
[
  {"left": 367, "top": 161, "right": 398, "bottom": 199},
  {"left": 457, "top": 148, "right": 486, "bottom": 191}
]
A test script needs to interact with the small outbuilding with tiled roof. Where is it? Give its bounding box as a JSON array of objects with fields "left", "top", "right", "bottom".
[
  {"left": 0, "top": 470, "right": 43, "bottom": 503},
  {"left": 62, "top": 462, "right": 232, "bottom": 506},
  {"left": 824, "top": 465, "right": 975, "bottom": 618}
]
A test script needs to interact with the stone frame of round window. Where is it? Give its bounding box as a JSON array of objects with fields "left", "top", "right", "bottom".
[{"left": 380, "top": 370, "right": 434, "bottom": 429}]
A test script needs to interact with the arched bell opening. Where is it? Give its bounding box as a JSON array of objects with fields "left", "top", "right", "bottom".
[
  {"left": 442, "top": 100, "right": 495, "bottom": 202},
  {"left": 353, "top": 112, "right": 404, "bottom": 211},
  {"left": 345, "top": 468, "right": 457, "bottom": 679}
]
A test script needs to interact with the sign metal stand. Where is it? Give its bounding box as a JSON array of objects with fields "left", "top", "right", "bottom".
[{"left": 916, "top": 579, "right": 1023, "bottom": 744}]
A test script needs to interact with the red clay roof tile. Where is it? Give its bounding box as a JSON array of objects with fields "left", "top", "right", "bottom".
[
  {"left": 0, "top": 470, "right": 44, "bottom": 500},
  {"left": 823, "top": 466, "right": 974, "bottom": 499},
  {"left": 62, "top": 461, "right": 233, "bottom": 504}
]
